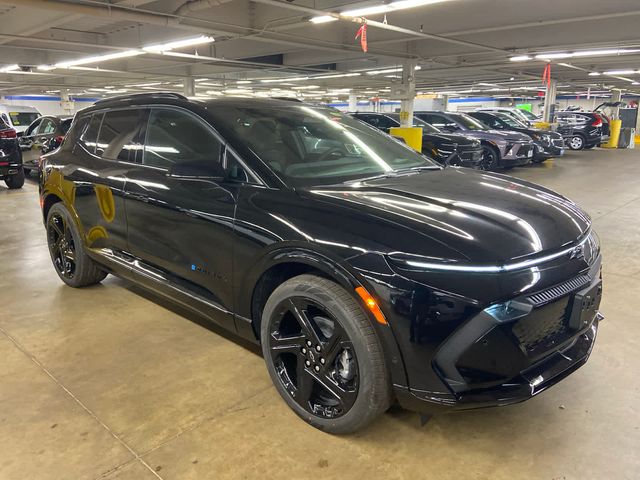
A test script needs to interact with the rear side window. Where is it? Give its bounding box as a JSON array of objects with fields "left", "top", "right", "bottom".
[
  {"left": 96, "top": 109, "right": 144, "bottom": 161},
  {"left": 143, "top": 108, "right": 222, "bottom": 169},
  {"left": 39, "top": 118, "right": 56, "bottom": 135},
  {"left": 79, "top": 114, "right": 103, "bottom": 154},
  {"left": 24, "top": 118, "right": 43, "bottom": 136}
]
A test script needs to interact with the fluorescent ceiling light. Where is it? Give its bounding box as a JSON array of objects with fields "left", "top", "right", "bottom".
[
  {"left": 604, "top": 69, "right": 637, "bottom": 75},
  {"left": 366, "top": 65, "right": 421, "bottom": 75},
  {"left": 534, "top": 48, "right": 640, "bottom": 61},
  {"left": 588, "top": 72, "right": 601, "bottom": 76},
  {"left": 125, "top": 82, "right": 163, "bottom": 87},
  {"left": 236, "top": 80, "right": 252, "bottom": 84},
  {"left": 632, "top": 82, "right": 640, "bottom": 85},
  {"left": 260, "top": 76, "right": 309, "bottom": 83},
  {"left": 313, "top": 72, "right": 361, "bottom": 79},
  {"left": 196, "top": 82, "right": 223, "bottom": 87},
  {"left": 310, "top": 15, "right": 337, "bottom": 23},
  {"left": 45, "top": 50, "right": 143, "bottom": 69},
  {"left": 292, "top": 85, "right": 320, "bottom": 90},
  {"left": 143, "top": 35, "right": 214, "bottom": 53},
  {"left": 509, "top": 55, "right": 532, "bottom": 62},
  {"left": 0, "top": 64, "right": 19, "bottom": 72}
]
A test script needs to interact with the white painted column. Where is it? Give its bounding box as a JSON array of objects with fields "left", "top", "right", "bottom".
[
  {"left": 348, "top": 91, "right": 357, "bottom": 111},
  {"left": 399, "top": 60, "right": 417, "bottom": 127},
  {"left": 542, "top": 79, "right": 557, "bottom": 123},
  {"left": 60, "top": 89, "right": 74, "bottom": 115},
  {"left": 183, "top": 77, "right": 195, "bottom": 97}
]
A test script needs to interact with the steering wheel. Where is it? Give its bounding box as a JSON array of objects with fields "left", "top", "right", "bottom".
[{"left": 317, "top": 147, "right": 347, "bottom": 162}]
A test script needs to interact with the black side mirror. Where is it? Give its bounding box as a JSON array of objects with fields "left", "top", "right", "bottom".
[{"left": 167, "top": 161, "right": 225, "bottom": 179}]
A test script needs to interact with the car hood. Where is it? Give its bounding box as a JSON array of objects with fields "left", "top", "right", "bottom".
[
  {"left": 458, "top": 129, "right": 531, "bottom": 143},
  {"left": 426, "top": 132, "right": 479, "bottom": 146},
  {"left": 302, "top": 168, "right": 590, "bottom": 264}
]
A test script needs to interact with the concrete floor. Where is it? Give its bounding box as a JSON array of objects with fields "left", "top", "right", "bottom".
[{"left": 1, "top": 148, "right": 639, "bottom": 480}]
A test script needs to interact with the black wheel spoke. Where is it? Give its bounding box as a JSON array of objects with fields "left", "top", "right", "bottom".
[
  {"left": 322, "top": 328, "right": 348, "bottom": 366},
  {"left": 314, "top": 372, "right": 357, "bottom": 411},
  {"left": 269, "top": 332, "right": 305, "bottom": 358},
  {"left": 294, "top": 361, "right": 315, "bottom": 406},
  {"left": 287, "top": 298, "right": 322, "bottom": 346}
]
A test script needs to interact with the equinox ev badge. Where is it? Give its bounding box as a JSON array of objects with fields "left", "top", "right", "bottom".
[{"left": 569, "top": 244, "right": 585, "bottom": 260}]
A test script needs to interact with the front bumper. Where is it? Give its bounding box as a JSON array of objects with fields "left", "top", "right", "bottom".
[
  {"left": 393, "top": 257, "right": 603, "bottom": 414},
  {"left": 501, "top": 142, "right": 535, "bottom": 166},
  {"left": 534, "top": 137, "right": 565, "bottom": 159},
  {"left": 456, "top": 147, "right": 483, "bottom": 168}
]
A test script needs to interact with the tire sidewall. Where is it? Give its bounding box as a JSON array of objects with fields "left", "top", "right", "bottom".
[
  {"left": 46, "top": 203, "right": 87, "bottom": 286},
  {"left": 569, "top": 135, "right": 585, "bottom": 150},
  {"left": 481, "top": 145, "right": 499, "bottom": 170},
  {"left": 261, "top": 276, "right": 387, "bottom": 434}
]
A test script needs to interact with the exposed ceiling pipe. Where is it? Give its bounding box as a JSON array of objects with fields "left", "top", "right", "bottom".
[
  {"left": 174, "top": 0, "right": 235, "bottom": 16},
  {"left": 248, "top": 0, "right": 508, "bottom": 54}
]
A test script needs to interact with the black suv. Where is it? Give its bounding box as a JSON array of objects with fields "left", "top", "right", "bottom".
[
  {"left": 350, "top": 112, "right": 483, "bottom": 168},
  {"left": 20, "top": 115, "right": 72, "bottom": 175},
  {"left": 0, "top": 118, "right": 24, "bottom": 189},
  {"left": 40, "top": 94, "right": 603, "bottom": 434},
  {"left": 554, "top": 111, "right": 607, "bottom": 150},
  {"left": 468, "top": 111, "right": 565, "bottom": 163}
]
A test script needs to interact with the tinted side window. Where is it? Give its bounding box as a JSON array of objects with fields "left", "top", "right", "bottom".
[
  {"left": 476, "top": 114, "right": 499, "bottom": 128},
  {"left": 96, "top": 109, "right": 144, "bottom": 161},
  {"left": 40, "top": 118, "right": 56, "bottom": 135},
  {"left": 60, "top": 119, "right": 72, "bottom": 135},
  {"left": 376, "top": 116, "right": 399, "bottom": 130},
  {"left": 25, "top": 118, "right": 43, "bottom": 136},
  {"left": 79, "top": 113, "right": 103, "bottom": 154},
  {"left": 143, "top": 108, "right": 222, "bottom": 169},
  {"left": 419, "top": 113, "right": 447, "bottom": 128},
  {"left": 356, "top": 114, "right": 378, "bottom": 128}
]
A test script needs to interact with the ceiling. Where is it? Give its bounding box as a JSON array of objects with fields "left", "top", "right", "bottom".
[{"left": 1, "top": 0, "right": 640, "bottom": 101}]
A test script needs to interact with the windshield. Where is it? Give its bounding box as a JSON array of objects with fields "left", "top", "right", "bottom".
[
  {"left": 495, "top": 112, "right": 528, "bottom": 128},
  {"left": 448, "top": 113, "right": 487, "bottom": 131},
  {"left": 210, "top": 104, "right": 436, "bottom": 186},
  {"left": 517, "top": 109, "right": 537, "bottom": 121},
  {"left": 8, "top": 111, "right": 39, "bottom": 127},
  {"left": 385, "top": 114, "right": 440, "bottom": 133}
]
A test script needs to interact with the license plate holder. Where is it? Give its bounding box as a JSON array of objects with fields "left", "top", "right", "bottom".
[{"left": 568, "top": 281, "right": 602, "bottom": 330}]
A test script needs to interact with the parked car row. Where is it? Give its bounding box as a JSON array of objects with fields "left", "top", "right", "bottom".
[{"left": 351, "top": 106, "right": 610, "bottom": 172}]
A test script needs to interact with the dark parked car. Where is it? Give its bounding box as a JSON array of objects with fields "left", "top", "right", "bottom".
[
  {"left": 19, "top": 115, "right": 72, "bottom": 175},
  {"left": 350, "top": 112, "right": 483, "bottom": 168},
  {"left": 0, "top": 118, "right": 24, "bottom": 189},
  {"left": 468, "top": 111, "right": 565, "bottom": 163},
  {"left": 40, "top": 94, "right": 603, "bottom": 434},
  {"left": 554, "top": 111, "right": 607, "bottom": 150},
  {"left": 414, "top": 111, "right": 535, "bottom": 170}
]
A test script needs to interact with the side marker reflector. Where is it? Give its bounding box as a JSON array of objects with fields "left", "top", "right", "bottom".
[{"left": 355, "top": 286, "right": 387, "bottom": 325}]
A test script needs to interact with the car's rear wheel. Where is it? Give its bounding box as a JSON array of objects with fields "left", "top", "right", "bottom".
[
  {"left": 46, "top": 203, "right": 107, "bottom": 287},
  {"left": 480, "top": 145, "right": 499, "bottom": 170},
  {"left": 4, "top": 168, "right": 24, "bottom": 189},
  {"left": 568, "top": 135, "right": 585, "bottom": 150},
  {"left": 261, "top": 274, "right": 391, "bottom": 434}
]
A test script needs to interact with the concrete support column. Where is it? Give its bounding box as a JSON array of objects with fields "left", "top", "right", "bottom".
[
  {"left": 348, "top": 91, "right": 357, "bottom": 111},
  {"left": 611, "top": 89, "right": 622, "bottom": 119},
  {"left": 542, "top": 79, "right": 557, "bottom": 123},
  {"left": 399, "top": 60, "right": 417, "bottom": 127},
  {"left": 60, "top": 89, "right": 74, "bottom": 115},
  {"left": 183, "top": 77, "right": 195, "bottom": 97}
]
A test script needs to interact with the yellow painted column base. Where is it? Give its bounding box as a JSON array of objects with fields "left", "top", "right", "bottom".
[
  {"left": 601, "top": 119, "right": 622, "bottom": 148},
  {"left": 534, "top": 121, "right": 552, "bottom": 130},
  {"left": 389, "top": 127, "right": 423, "bottom": 152}
]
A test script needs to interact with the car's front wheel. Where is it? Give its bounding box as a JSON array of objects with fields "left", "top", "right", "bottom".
[
  {"left": 568, "top": 135, "right": 585, "bottom": 150},
  {"left": 4, "top": 168, "right": 24, "bottom": 189},
  {"left": 46, "top": 203, "right": 107, "bottom": 287},
  {"left": 261, "top": 274, "right": 391, "bottom": 434},
  {"left": 480, "top": 145, "right": 499, "bottom": 170}
]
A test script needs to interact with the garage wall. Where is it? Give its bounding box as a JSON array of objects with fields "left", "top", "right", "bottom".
[{"left": 0, "top": 96, "right": 97, "bottom": 116}]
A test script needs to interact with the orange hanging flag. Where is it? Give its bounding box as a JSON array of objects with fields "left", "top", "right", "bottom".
[
  {"left": 542, "top": 63, "right": 551, "bottom": 87},
  {"left": 355, "top": 23, "right": 368, "bottom": 53}
]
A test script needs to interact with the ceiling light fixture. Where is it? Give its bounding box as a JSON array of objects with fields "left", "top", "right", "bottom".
[
  {"left": 366, "top": 66, "right": 421, "bottom": 75},
  {"left": 313, "top": 72, "right": 361, "bottom": 79},
  {"left": 309, "top": 0, "right": 453, "bottom": 23},
  {"left": 143, "top": 35, "right": 214, "bottom": 53},
  {"left": 236, "top": 80, "right": 252, "bottom": 84},
  {"left": 603, "top": 69, "right": 637, "bottom": 75},
  {"left": 39, "top": 50, "right": 143, "bottom": 70},
  {"left": 260, "top": 76, "right": 309, "bottom": 83},
  {"left": 509, "top": 55, "right": 532, "bottom": 62},
  {"left": 0, "top": 64, "right": 19, "bottom": 73}
]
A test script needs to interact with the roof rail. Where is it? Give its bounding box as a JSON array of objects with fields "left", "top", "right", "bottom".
[{"left": 94, "top": 92, "right": 188, "bottom": 105}]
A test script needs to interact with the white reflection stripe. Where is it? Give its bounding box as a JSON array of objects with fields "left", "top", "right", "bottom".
[{"left": 403, "top": 232, "right": 592, "bottom": 273}]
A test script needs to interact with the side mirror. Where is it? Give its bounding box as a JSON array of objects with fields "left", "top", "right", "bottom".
[{"left": 167, "top": 161, "right": 225, "bottom": 179}]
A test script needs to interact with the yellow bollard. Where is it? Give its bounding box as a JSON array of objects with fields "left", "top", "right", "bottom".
[
  {"left": 389, "top": 127, "right": 423, "bottom": 152},
  {"left": 602, "top": 119, "right": 622, "bottom": 148}
]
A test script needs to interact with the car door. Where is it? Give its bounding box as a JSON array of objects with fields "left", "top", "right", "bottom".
[
  {"left": 19, "top": 117, "right": 43, "bottom": 167},
  {"left": 123, "top": 106, "right": 237, "bottom": 329},
  {"left": 64, "top": 110, "right": 132, "bottom": 253}
]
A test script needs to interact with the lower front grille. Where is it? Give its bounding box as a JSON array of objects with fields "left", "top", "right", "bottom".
[{"left": 512, "top": 303, "right": 567, "bottom": 354}]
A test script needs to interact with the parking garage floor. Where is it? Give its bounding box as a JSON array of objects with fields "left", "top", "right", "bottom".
[{"left": 1, "top": 149, "right": 639, "bottom": 480}]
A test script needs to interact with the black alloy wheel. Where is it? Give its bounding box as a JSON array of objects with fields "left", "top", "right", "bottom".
[
  {"left": 267, "top": 296, "right": 359, "bottom": 419},
  {"left": 261, "top": 275, "right": 390, "bottom": 434},
  {"left": 480, "top": 145, "right": 499, "bottom": 170},
  {"left": 46, "top": 203, "right": 107, "bottom": 287},
  {"left": 47, "top": 211, "right": 77, "bottom": 280}
]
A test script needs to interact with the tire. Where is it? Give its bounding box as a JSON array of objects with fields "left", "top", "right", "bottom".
[
  {"left": 480, "top": 145, "right": 499, "bottom": 171},
  {"left": 568, "top": 135, "right": 585, "bottom": 150},
  {"left": 261, "top": 274, "right": 391, "bottom": 434},
  {"left": 46, "top": 203, "right": 107, "bottom": 287},
  {"left": 4, "top": 168, "right": 24, "bottom": 189}
]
